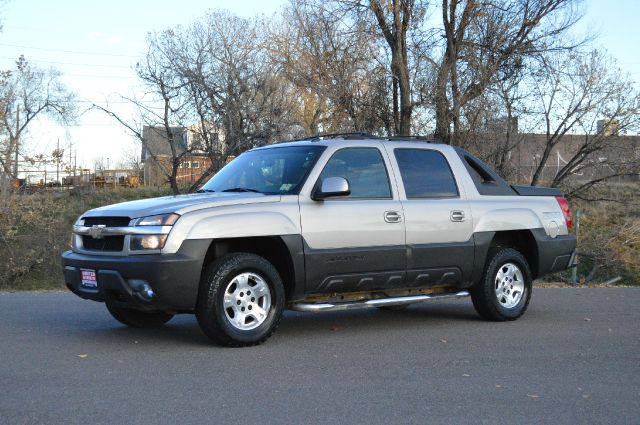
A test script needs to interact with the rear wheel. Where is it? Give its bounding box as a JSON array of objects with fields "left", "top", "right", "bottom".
[
  {"left": 471, "top": 248, "right": 532, "bottom": 321},
  {"left": 196, "top": 253, "right": 285, "bottom": 347},
  {"left": 106, "top": 303, "right": 174, "bottom": 328}
]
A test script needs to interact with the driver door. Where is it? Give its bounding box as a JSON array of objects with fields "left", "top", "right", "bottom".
[{"left": 299, "top": 146, "right": 406, "bottom": 294}]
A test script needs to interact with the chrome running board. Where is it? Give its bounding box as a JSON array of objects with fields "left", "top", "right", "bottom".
[{"left": 290, "top": 290, "right": 470, "bottom": 313}]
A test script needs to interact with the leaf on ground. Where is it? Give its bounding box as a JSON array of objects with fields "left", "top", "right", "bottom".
[{"left": 77, "top": 354, "right": 88, "bottom": 358}]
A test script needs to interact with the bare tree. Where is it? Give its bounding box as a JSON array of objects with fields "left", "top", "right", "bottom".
[
  {"left": 302, "top": 0, "right": 427, "bottom": 135},
  {"left": 0, "top": 56, "right": 76, "bottom": 193},
  {"left": 527, "top": 49, "right": 640, "bottom": 194},
  {"left": 428, "top": 0, "right": 583, "bottom": 144},
  {"left": 270, "top": 1, "right": 392, "bottom": 135}
]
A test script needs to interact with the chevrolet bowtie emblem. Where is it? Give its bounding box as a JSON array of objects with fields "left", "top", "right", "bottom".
[{"left": 88, "top": 225, "right": 107, "bottom": 239}]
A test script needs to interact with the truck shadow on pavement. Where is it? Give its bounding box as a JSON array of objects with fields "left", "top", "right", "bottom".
[{"left": 64, "top": 301, "right": 481, "bottom": 347}]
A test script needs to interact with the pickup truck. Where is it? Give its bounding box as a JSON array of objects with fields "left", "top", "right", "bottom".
[{"left": 62, "top": 135, "right": 576, "bottom": 346}]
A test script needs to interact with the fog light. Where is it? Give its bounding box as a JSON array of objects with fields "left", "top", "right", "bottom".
[{"left": 130, "top": 235, "right": 168, "bottom": 251}]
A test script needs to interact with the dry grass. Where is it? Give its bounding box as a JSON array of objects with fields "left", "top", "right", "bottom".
[
  {"left": 0, "top": 187, "right": 170, "bottom": 290},
  {"left": 562, "top": 183, "right": 640, "bottom": 285}
]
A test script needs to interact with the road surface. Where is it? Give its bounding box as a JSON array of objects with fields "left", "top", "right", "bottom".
[{"left": 0, "top": 288, "right": 638, "bottom": 425}]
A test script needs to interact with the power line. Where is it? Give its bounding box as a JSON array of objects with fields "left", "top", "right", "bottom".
[
  {"left": 0, "top": 42, "right": 140, "bottom": 58},
  {"left": 61, "top": 73, "right": 137, "bottom": 79},
  {"left": 0, "top": 56, "right": 134, "bottom": 69}
]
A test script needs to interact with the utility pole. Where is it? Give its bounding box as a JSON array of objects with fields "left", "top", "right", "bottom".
[{"left": 13, "top": 105, "right": 20, "bottom": 178}]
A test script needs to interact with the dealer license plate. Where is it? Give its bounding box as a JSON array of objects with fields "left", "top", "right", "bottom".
[{"left": 80, "top": 269, "right": 97, "bottom": 289}]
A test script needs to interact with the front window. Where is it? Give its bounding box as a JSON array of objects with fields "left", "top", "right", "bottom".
[
  {"left": 318, "top": 147, "right": 392, "bottom": 198},
  {"left": 201, "top": 146, "right": 325, "bottom": 195}
]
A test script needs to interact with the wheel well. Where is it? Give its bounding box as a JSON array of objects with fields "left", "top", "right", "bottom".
[
  {"left": 202, "top": 237, "right": 296, "bottom": 300},
  {"left": 488, "top": 230, "right": 540, "bottom": 278}
]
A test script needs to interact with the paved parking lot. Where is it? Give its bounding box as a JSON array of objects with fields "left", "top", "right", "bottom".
[{"left": 0, "top": 288, "right": 638, "bottom": 424}]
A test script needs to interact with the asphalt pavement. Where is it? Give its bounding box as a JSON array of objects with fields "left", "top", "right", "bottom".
[{"left": 0, "top": 288, "right": 638, "bottom": 425}]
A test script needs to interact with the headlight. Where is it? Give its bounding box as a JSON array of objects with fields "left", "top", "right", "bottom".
[
  {"left": 130, "top": 235, "right": 168, "bottom": 250},
  {"left": 130, "top": 213, "right": 179, "bottom": 251},
  {"left": 134, "top": 213, "right": 180, "bottom": 226}
]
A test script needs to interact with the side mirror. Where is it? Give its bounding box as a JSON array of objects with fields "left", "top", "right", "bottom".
[{"left": 313, "top": 177, "right": 351, "bottom": 200}]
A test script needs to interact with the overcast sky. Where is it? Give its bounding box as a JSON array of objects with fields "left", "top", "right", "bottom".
[{"left": 1, "top": 0, "right": 638, "bottom": 173}]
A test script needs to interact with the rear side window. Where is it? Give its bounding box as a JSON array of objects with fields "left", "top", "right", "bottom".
[
  {"left": 394, "top": 149, "right": 458, "bottom": 198},
  {"left": 318, "top": 147, "right": 392, "bottom": 198}
]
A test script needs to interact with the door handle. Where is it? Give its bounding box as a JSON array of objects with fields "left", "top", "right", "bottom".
[
  {"left": 450, "top": 210, "right": 465, "bottom": 222},
  {"left": 384, "top": 211, "right": 402, "bottom": 223}
]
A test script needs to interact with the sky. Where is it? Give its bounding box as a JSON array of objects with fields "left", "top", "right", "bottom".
[{"left": 1, "top": 0, "right": 638, "bottom": 177}]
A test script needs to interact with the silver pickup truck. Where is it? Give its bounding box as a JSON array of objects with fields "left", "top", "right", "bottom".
[{"left": 62, "top": 135, "right": 576, "bottom": 346}]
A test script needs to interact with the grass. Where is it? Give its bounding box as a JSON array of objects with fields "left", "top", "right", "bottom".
[
  {"left": 0, "top": 187, "right": 171, "bottom": 290},
  {"left": 0, "top": 183, "right": 638, "bottom": 290}
]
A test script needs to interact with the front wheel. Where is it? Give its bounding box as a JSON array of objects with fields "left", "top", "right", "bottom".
[
  {"left": 106, "top": 303, "right": 174, "bottom": 328},
  {"left": 471, "top": 248, "right": 533, "bottom": 321},
  {"left": 196, "top": 253, "right": 285, "bottom": 347}
]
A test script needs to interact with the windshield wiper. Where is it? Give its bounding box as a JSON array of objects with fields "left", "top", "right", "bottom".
[
  {"left": 196, "top": 189, "right": 216, "bottom": 193},
  {"left": 221, "top": 187, "right": 262, "bottom": 193}
]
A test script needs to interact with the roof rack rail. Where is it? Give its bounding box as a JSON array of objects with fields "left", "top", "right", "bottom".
[
  {"left": 274, "top": 132, "right": 380, "bottom": 144},
  {"left": 275, "top": 133, "right": 435, "bottom": 144},
  {"left": 311, "top": 132, "right": 380, "bottom": 140},
  {"left": 385, "top": 135, "right": 434, "bottom": 142}
]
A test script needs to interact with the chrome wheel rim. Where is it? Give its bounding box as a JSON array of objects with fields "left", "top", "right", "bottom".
[
  {"left": 495, "top": 262, "right": 525, "bottom": 309},
  {"left": 223, "top": 272, "right": 272, "bottom": 331}
]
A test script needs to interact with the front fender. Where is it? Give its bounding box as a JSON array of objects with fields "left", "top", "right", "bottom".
[{"left": 162, "top": 199, "right": 301, "bottom": 254}]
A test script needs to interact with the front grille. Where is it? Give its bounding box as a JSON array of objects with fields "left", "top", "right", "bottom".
[
  {"left": 82, "top": 236, "right": 125, "bottom": 251},
  {"left": 81, "top": 216, "right": 130, "bottom": 252}
]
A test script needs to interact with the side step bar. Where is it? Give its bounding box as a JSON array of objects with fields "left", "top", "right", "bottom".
[{"left": 290, "top": 290, "right": 470, "bottom": 313}]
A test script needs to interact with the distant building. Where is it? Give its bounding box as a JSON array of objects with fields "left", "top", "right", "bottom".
[
  {"left": 597, "top": 119, "right": 620, "bottom": 136},
  {"left": 141, "top": 126, "right": 213, "bottom": 186}
]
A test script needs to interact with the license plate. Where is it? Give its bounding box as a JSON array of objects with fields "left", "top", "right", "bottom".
[{"left": 80, "top": 269, "right": 97, "bottom": 288}]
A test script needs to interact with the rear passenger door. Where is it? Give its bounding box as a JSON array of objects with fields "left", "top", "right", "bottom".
[
  {"left": 299, "top": 146, "right": 406, "bottom": 294},
  {"left": 386, "top": 146, "right": 475, "bottom": 287}
]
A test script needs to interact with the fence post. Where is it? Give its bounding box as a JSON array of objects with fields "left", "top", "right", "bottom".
[{"left": 571, "top": 209, "right": 581, "bottom": 285}]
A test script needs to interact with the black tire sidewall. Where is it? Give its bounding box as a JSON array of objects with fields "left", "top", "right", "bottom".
[
  {"left": 487, "top": 250, "right": 532, "bottom": 320},
  {"left": 217, "top": 264, "right": 283, "bottom": 343},
  {"left": 471, "top": 248, "right": 533, "bottom": 321},
  {"left": 198, "top": 253, "right": 285, "bottom": 345}
]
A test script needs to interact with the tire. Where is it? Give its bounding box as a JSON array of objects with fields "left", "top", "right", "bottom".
[
  {"left": 196, "top": 253, "right": 285, "bottom": 347},
  {"left": 471, "top": 248, "right": 533, "bottom": 321},
  {"left": 106, "top": 302, "right": 174, "bottom": 328}
]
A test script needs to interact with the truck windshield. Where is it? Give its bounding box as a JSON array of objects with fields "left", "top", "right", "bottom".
[{"left": 200, "top": 145, "right": 326, "bottom": 195}]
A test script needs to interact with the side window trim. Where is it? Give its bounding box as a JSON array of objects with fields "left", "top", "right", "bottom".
[
  {"left": 393, "top": 148, "right": 460, "bottom": 199},
  {"left": 314, "top": 146, "right": 394, "bottom": 200}
]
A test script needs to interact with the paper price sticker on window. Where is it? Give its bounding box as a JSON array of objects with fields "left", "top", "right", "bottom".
[{"left": 80, "top": 269, "right": 97, "bottom": 288}]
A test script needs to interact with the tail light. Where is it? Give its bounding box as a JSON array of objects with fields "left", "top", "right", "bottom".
[{"left": 555, "top": 196, "right": 572, "bottom": 231}]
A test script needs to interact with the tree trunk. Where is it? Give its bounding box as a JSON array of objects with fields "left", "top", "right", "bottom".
[{"left": 397, "top": 49, "right": 412, "bottom": 135}]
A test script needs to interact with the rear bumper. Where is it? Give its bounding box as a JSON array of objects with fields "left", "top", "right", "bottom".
[
  {"left": 534, "top": 230, "right": 577, "bottom": 278},
  {"left": 61, "top": 239, "right": 210, "bottom": 312}
]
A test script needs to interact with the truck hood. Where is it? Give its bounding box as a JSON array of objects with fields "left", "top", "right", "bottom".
[{"left": 82, "top": 192, "right": 281, "bottom": 220}]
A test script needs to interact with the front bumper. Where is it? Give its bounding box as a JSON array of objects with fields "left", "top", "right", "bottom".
[{"left": 62, "top": 239, "right": 210, "bottom": 312}]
